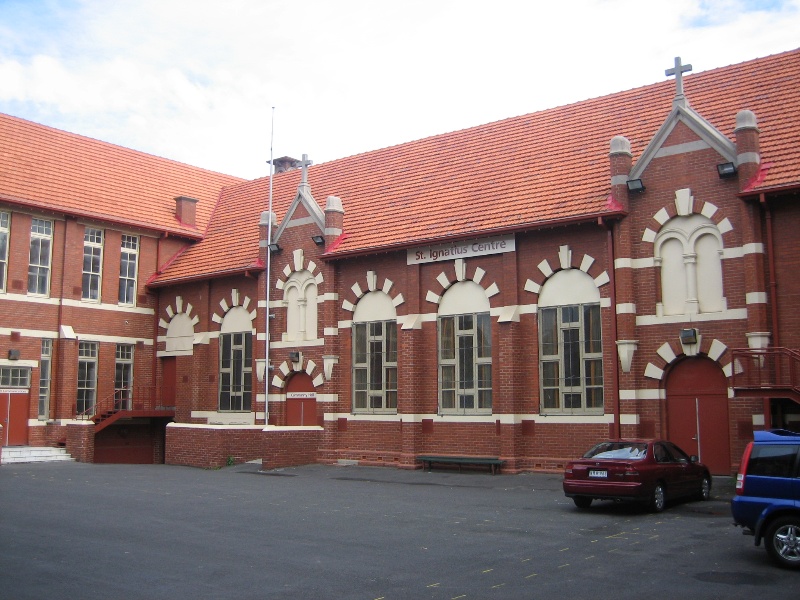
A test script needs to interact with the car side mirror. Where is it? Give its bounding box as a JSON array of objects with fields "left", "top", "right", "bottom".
[{"left": 689, "top": 455, "right": 699, "bottom": 463}]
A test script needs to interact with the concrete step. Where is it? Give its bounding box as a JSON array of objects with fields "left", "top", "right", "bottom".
[{"left": 1, "top": 446, "right": 75, "bottom": 465}]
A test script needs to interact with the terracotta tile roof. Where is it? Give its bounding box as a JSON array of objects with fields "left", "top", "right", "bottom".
[
  {"left": 0, "top": 114, "right": 244, "bottom": 237},
  {"left": 153, "top": 48, "right": 800, "bottom": 283}
]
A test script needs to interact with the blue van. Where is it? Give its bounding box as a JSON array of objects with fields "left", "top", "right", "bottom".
[{"left": 731, "top": 429, "right": 800, "bottom": 568}]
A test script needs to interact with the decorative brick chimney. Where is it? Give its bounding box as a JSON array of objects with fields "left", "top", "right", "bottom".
[
  {"left": 609, "top": 135, "right": 633, "bottom": 212},
  {"left": 271, "top": 156, "right": 302, "bottom": 174},
  {"left": 324, "top": 196, "right": 344, "bottom": 243},
  {"left": 175, "top": 196, "right": 198, "bottom": 227},
  {"left": 734, "top": 110, "right": 760, "bottom": 185}
]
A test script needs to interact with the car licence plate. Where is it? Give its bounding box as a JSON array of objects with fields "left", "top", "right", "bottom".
[{"left": 588, "top": 469, "right": 607, "bottom": 478}]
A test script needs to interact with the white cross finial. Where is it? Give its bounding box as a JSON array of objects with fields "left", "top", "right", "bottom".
[
  {"left": 665, "top": 57, "right": 692, "bottom": 105},
  {"left": 299, "top": 153, "right": 313, "bottom": 186}
]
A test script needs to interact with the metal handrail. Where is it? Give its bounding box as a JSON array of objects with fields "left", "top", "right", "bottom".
[
  {"left": 731, "top": 347, "right": 800, "bottom": 395},
  {"left": 75, "top": 385, "right": 172, "bottom": 419}
]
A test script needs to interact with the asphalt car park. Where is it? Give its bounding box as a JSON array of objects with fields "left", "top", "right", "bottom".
[{"left": 0, "top": 462, "right": 796, "bottom": 600}]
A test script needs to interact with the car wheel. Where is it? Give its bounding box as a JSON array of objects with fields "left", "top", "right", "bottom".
[
  {"left": 765, "top": 517, "right": 800, "bottom": 569},
  {"left": 572, "top": 496, "right": 592, "bottom": 509},
  {"left": 698, "top": 476, "right": 711, "bottom": 501},
  {"left": 650, "top": 483, "right": 666, "bottom": 512}
]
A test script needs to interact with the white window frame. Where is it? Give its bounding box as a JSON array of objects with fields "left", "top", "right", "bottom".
[
  {"left": 0, "top": 211, "right": 9, "bottom": 293},
  {"left": 438, "top": 312, "right": 492, "bottom": 415},
  {"left": 114, "top": 343, "right": 134, "bottom": 410},
  {"left": 82, "top": 227, "right": 104, "bottom": 301},
  {"left": 219, "top": 332, "right": 252, "bottom": 412},
  {"left": 38, "top": 339, "right": 52, "bottom": 420},
  {"left": 539, "top": 303, "right": 604, "bottom": 415},
  {"left": 28, "top": 218, "right": 53, "bottom": 296},
  {"left": 119, "top": 234, "right": 139, "bottom": 306},
  {"left": 353, "top": 320, "right": 398, "bottom": 413},
  {"left": 77, "top": 341, "right": 98, "bottom": 415}
]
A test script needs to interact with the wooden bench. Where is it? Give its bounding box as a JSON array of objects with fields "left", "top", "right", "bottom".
[{"left": 417, "top": 455, "right": 506, "bottom": 475}]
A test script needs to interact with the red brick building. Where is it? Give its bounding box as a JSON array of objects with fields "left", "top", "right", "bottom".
[{"left": 2, "top": 49, "right": 799, "bottom": 474}]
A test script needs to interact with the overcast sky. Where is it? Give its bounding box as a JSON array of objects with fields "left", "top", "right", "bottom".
[{"left": 1, "top": 0, "right": 799, "bottom": 180}]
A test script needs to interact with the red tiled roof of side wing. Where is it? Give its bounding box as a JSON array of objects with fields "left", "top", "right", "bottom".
[
  {"left": 151, "top": 48, "right": 800, "bottom": 283},
  {"left": 0, "top": 113, "right": 244, "bottom": 237}
]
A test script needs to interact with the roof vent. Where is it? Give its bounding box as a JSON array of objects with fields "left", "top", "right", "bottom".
[{"left": 270, "top": 156, "right": 302, "bottom": 174}]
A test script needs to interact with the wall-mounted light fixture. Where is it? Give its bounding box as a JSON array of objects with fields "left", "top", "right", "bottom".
[
  {"left": 626, "top": 179, "right": 645, "bottom": 193},
  {"left": 311, "top": 235, "right": 325, "bottom": 246},
  {"left": 716, "top": 162, "right": 737, "bottom": 178},
  {"left": 679, "top": 328, "right": 698, "bottom": 345},
  {"left": 8, "top": 349, "right": 20, "bottom": 360},
  {"left": 268, "top": 243, "right": 282, "bottom": 253},
  {"left": 289, "top": 351, "right": 301, "bottom": 362}
]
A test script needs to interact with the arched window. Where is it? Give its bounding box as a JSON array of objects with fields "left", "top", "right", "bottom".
[
  {"left": 219, "top": 306, "right": 252, "bottom": 412},
  {"left": 655, "top": 215, "right": 725, "bottom": 316},
  {"left": 538, "top": 269, "right": 603, "bottom": 415},
  {"left": 352, "top": 291, "right": 397, "bottom": 413},
  {"left": 284, "top": 270, "right": 318, "bottom": 342},
  {"left": 438, "top": 281, "right": 491, "bottom": 415}
]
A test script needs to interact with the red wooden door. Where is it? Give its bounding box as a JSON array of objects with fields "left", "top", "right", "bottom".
[
  {"left": 285, "top": 373, "right": 316, "bottom": 426},
  {"left": 1, "top": 390, "right": 30, "bottom": 446},
  {"left": 666, "top": 357, "right": 730, "bottom": 475}
]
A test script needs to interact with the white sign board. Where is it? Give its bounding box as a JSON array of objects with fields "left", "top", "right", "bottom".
[{"left": 407, "top": 234, "right": 515, "bottom": 265}]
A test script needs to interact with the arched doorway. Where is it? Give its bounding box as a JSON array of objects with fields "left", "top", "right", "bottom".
[
  {"left": 285, "top": 373, "right": 317, "bottom": 426},
  {"left": 666, "top": 357, "right": 730, "bottom": 475}
]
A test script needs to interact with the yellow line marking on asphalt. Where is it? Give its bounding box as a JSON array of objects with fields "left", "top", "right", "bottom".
[
  {"left": 585, "top": 555, "right": 595, "bottom": 560},
  {"left": 491, "top": 583, "right": 506, "bottom": 589},
  {"left": 482, "top": 569, "right": 493, "bottom": 574},
  {"left": 560, "top": 547, "right": 569, "bottom": 552},
  {"left": 520, "top": 558, "right": 532, "bottom": 562},
  {"left": 525, "top": 573, "right": 538, "bottom": 579},
  {"left": 559, "top": 563, "right": 570, "bottom": 568},
  {"left": 427, "top": 583, "right": 441, "bottom": 588},
  {"left": 452, "top": 596, "right": 467, "bottom": 599}
]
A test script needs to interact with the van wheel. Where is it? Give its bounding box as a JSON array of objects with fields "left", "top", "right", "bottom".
[
  {"left": 765, "top": 517, "right": 800, "bottom": 569},
  {"left": 572, "top": 496, "right": 592, "bottom": 509}
]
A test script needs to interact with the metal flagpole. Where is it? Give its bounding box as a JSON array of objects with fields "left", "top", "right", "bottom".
[{"left": 264, "top": 106, "right": 275, "bottom": 426}]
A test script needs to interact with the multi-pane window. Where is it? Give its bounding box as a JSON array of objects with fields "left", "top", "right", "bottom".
[
  {"left": 28, "top": 218, "right": 53, "bottom": 296},
  {"left": 0, "top": 211, "right": 9, "bottom": 292},
  {"left": 119, "top": 235, "right": 139, "bottom": 305},
  {"left": 539, "top": 303, "right": 603, "bottom": 414},
  {"left": 353, "top": 320, "right": 397, "bottom": 412},
  {"left": 114, "top": 344, "right": 134, "bottom": 410},
  {"left": 38, "top": 339, "right": 52, "bottom": 419},
  {"left": 219, "top": 332, "right": 252, "bottom": 411},
  {"left": 439, "top": 313, "right": 492, "bottom": 414},
  {"left": 77, "top": 341, "right": 98, "bottom": 415},
  {"left": 82, "top": 227, "right": 103, "bottom": 301},
  {"left": 0, "top": 367, "right": 30, "bottom": 387}
]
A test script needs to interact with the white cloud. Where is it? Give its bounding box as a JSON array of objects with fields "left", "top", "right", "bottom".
[{"left": 0, "top": 0, "right": 798, "bottom": 178}]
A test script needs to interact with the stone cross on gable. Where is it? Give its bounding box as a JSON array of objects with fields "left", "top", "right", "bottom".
[
  {"left": 665, "top": 56, "right": 692, "bottom": 105},
  {"left": 299, "top": 153, "right": 313, "bottom": 186}
]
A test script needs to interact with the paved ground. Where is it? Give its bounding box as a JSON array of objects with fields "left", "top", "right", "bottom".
[{"left": 0, "top": 461, "right": 795, "bottom": 599}]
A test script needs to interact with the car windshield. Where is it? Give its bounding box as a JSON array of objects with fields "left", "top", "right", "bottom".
[{"left": 583, "top": 442, "right": 648, "bottom": 460}]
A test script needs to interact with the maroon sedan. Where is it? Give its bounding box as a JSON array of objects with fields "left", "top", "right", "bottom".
[{"left": 562, "top": 439, "right": 711, "bottom": 512}]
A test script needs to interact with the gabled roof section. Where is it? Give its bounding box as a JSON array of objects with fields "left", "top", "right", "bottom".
[
  {"left": 0, "top": 113, "right": 244, "bottom": 237},
  {"left": 630, "top": 103, "right": 737, "bottom": 180},
  {"left": 140, "top": 48, "right": 800, "bottom": 284},
  {"left": 273, "top": 156, "right": 325, "bottom": 243}
]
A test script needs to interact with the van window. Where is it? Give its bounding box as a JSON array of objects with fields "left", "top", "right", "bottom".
[{"left": 747, "top": 445, "right": 799, "bottom": 478}]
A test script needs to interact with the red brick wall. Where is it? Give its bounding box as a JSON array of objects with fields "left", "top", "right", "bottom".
[
  {"left": 262, "top": 428, "right": 322, "bottom": 469},
  {"left": 165, "top": 424, "right": 264, "bottom": 468},
  {"left": 66, "top": 422, "right": 95, "bottom": 462}
]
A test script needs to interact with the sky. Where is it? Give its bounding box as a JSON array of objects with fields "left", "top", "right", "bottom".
[{"left": 1, "top": 0, "right": 799, "bottom": 180}]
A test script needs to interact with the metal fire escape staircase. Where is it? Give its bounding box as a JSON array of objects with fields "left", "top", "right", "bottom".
[
  {"left": 731, "top": 348, "right": 800, "bottom": 403},
  {"left": 77, "top": 387, "right": 175, "bottom": 433}
]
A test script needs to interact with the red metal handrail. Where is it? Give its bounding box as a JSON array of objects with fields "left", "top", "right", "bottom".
[
  {"left": 76, "top": 385, "right": 173, "bottom": 420},
  {"left": 731, "top": 347, "right": 800, "bottom": 396}
]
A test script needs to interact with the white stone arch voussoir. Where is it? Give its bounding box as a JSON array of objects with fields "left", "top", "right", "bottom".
[
  {"left": 641, "top": 188, "right": 734, "bottom": 244},
  {"left": 643, "top": 337, "right": 734, "bottom": 383},
  {"left": 274, "top": 248, "right": 324, "bottom": 291},
  {"left": 523, "top": 244, "right": 610, "bottom": 301},
  {"left": 210, "top": 288, "right": 258, "bottom": 332},
  {"left": 424, "top": 258, "right": 499, "bottom": 306},
  {"left": 341, "top": 269, "right": 405, "bottom": 313},
  {"left": 270, "top": 356, "right": 325, "bottom": 390},
  {"left": 159, "top": 295, "right": 200, "bottom": 352}
]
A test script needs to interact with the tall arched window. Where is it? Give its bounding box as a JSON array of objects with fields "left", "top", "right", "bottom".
[
  {"left": 438, "top": 281, "right": 492, "bottom": 415},
  {"left": 352, "top": 291, "right": 397, "bottom": 413},
  {"left": 219, "top": 306, "right": 252, "bottom": 412},
  {"left": 538, "top": 269, "right": 603, "bottom": 415},
  {"left": 284, "top": 270, "right": 318, "bottom": 342},
  {"left": 655, "top": 214, "right": 725, "bottom": 316}
]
